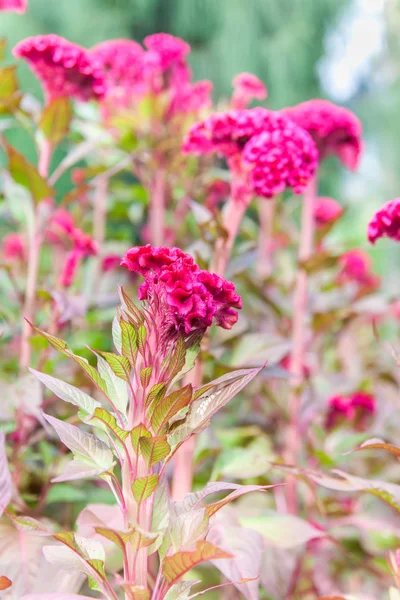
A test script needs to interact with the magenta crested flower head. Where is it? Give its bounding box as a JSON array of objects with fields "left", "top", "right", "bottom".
[
  {"left": 282, "top": 99, "right": 362, "bottom": 170},
  {"left": 13, "top": 34, "right": 106, "bottom": 102},
  {"left": 121, "top": 245, "right": 242, "bottom": 335},
  {"left": 338, "top": 249, "right": 380, "bottom": 292},
  {"left": 143, "top": 33, "right": 190, "bottom": 71},
  {"left": 89, "top": 39, "right": 144, "bottom": 101},
  {"left": 367, "top": 198, "right": 400, "bottom": 244},
  {"left": 314, "top": 196, "right": 343, "bottom": 227},
  {"left": 232, "top": 72, "right": 267, "bottom": 109},
  {"left": 183, "top": 108, "right": 318, "bottom": 199},
  {"left": 0, "top": 0, "right": 26, "bottom": 12},
  {"left": 325, "top": 392, "right": 376, "bottom": 431}
]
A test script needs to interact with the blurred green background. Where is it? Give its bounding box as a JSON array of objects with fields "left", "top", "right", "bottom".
[{"left": 0, "top": 0, "right": 398, "bottom": 286}]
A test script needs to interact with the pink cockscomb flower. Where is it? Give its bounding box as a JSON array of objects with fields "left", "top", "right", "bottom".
[
  {"left": 282, "top": 99, "right": 362, "bottom": 170},
  {"left": 232, "top": 73, "right": 267, "bottom": 110},
  {"left": 325, "top": 392, "right": 376, "bottom": 430},
  {"left": 72, "top": 229, "right": 98, "bottom": 257},
  {"left": 338, "top": 249, "right": 380, "bottom": 291},
  {"left": 90, "top": 39, "right": 144, "bottom": 104},
  {"left": 102, "top": 254, "right": 121, "bottom": 273},
  {"left": 314, "top": 196, "right": 343, "bottom": 227},
  {"left": 368, "top": 198, "right": 400, "bottom": 244},
  {"left": 0, "top": 0, "right": 26, "bottom": 12},
  {"left": 2, "top": 232, "right": 25, "bottom": 261},
  {"left": 143, "top": 33, "right": 190, "bottom": 71},
  {"left": 13, "top": 34, "right": 106, "bottom": 102},
  {"left": 121, "top": 245, "right": 242, "bottom": 335},
  {"left": 168, "top": 80, "right": 213, "bottom": 118},
  {"left": 59, "top": 250, "right": 81, "bottom": 288},
  {"left": 183, "top": 108, "right": 318, "bottom": 199}
]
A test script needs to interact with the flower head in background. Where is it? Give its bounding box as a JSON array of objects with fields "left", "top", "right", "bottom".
[
  {"left": 58, "top": 228, "right": 98, "bottom": 288},
  {"left": 367, "top": 198, "right": 400, "bottom": 244},
  {"left": 326, "top": 392, "right": 376, "bottom": 430},
  {"left": 0, "top": 0, "right": 26, "bottom": 12},
  {"left": 232, "top": 73, "right": 267, "bottom": 109},
  {"left": 143, "top": 33, "right": 190, "bottom": 71},
  {"left": 89, "top": 39, "right": 144, "bottom": 105},
  {"left": 101, "top": 254, "right": 121, "bottom": 273},
  {"left": 282, "top": 99, "right": 362, "bottom": 170},
  {"left": 183, "top": 108, "right": 318, "bottom": 198},
  {"left": 2, "top": 233, "right": 25, "bottom": 261},
  {"left": 338, "top": 249, "right": 380, "bottom": 292},
  {"left": 314, "top": 196, "right": 343, "bottom": 227},
  {"left": 121, "top": 245, "right": 242, "bottom": 335},
  {"left": 13, "top": 34, "right": 106, "bottom": 102}
]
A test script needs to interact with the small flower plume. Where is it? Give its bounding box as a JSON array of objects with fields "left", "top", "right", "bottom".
[
  {"left": 183, "top": 108, "right": 318, "bottom": 198},
  {"left": 338, "top": 249, "right": 380, "bottom": 291},
  {"left": 102, "top": 254, "right": 121, "bottom": 273},
  {"left": 121, "top": 245, "right": 242, "bottom": 335},
  {"left": 232, "top": 73, "right": 267, "bottom": 109},
  {"left": 2, "top": 233, "right": 25, "bottom": 261},
  {"left": 143, "top": 33, "right": 190, "bottom": 71},
  {"left": 89, "top": 39, "right": 144, "bottom": 103},
  {"left": 59, "top": 229, "right": 98, "bottom": 289},
  {"left": 314, "top": 196, "right": 343, "bottom": 227},
  {"left": 326, "top": 392, "right": 376, "bottom": 430},
  {"left": 0, "top": 0, "right": 26, "bottom": 12},
  {"left": 367, "top": 198, "right": 400, "bottom": 244},
  {"left": 282, "top": 99, "right": 362, "bottom": 170},
  {"left": 13, "top": 34, "right": 106, "bottom": 102}
]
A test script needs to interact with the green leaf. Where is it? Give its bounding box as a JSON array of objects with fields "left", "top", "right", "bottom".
[
  {"left": 29, "top": 324, "right": 70, "bottom": 354},
  {"left": 140, "top": 366, "right": 153, "bottom": 388},
  {"left": 88, "top": 407, "right": 129, "bottom": 444},
  {"left": 137, "top": 325, "right": 147, "bottom": 356},
  {"left": 119, "top": 286, "right": 145, "bottom": 325},
  {"left": 120, "top": 319, "right": 138, "bottom": 365},
  {"left": 29, "top": 368, "right": 100, "bottom": 416},
  {"left": 131, "top": 423, "right": 151, "bottom": 453},
  {"left": 96, "top": 354, "right": 128, "bottom": 416},
  {"left": 39, "top": 97, "right": 72, "bottom": 144},
  {"left": 132, "top": 474, "right": 159, "bottom": 504},
  {"left": 239, "top": 513, "right": 325, "bottom": 549},
  {"left": 0, "top": 66, "right": 21, "bottom": 113},
  {"left": 71, "top": 354, "right": 109, "bottom": 398},
  {"left": 139, "top": 435, "right": 170, "bottom": 467},
  {"left": 149, "top": 384, "right": 192, "bottom": 434},
  {"left": 171, "top": 334, "right": 202, "bottom": 386},
  {"left": 98, "top": 351, "right": 131, "bottom": 382},
  {"left": 46, "top": 484, "right": 87, "bottom": 505},
  {"left": 162, "top": 541, "right": 232, "bottom": 586},
  {"left": 44, "top": 414, "right": 115, "bottom": 474},
  {"left": 162, "top": 336, "right": 186, "bottom": 381},
  {"left": 145, "top": 382, "right": 167, "bottom": 409},
  {"left": 5, "top": 142, "right": 54, "bottom": 203}
]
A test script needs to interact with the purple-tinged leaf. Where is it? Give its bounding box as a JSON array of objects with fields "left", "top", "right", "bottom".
[
  {"left": 349, "top": 437, "right": 400, "bottom": 458},
  {"left": 239, "top": 513, "right": 325, "bottom": 549},
  {"left": 162, "top": 541, "right": 232, "bottom": 587},
  {"left": 139, "top": 435, "right": 170, "bottom": 466},
  {"left": 149, "top": 384, "right": 192, "bottom": 434}
]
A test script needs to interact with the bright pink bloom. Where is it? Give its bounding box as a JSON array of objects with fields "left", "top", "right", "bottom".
[
  {"left": 72, "top": 229, "right": 98, "bottom": 257},
  {"left": 232, "top": 73, "right": 267, "bottom": 109},
  {"left": 314, "top": 196, "right": 343, "bottom": 227},
  {"left": 325, "top": 392, "right": 375, "bottom": 430},
  {"left": 2, "top": 233, "right": 25, "bottom": 261},
  {"left": 101, "top": 254, "right": 121, "bottom": 272},
  {"left": 367, "top": 198, "right": 400, "bottom": 244},
  {"left": 13, "top": 34, "right": 106, "bottom": 102},
  {"left": 121, "top": 245, "right": 242, "bottom": 334},
  {"left": 282, "top": 99, "right": 362, "bottom": 170},
  {"left": 168, "top": 80, "right": 213, "bottom": 117},
  {"left": 183, "top": 108, "right": 318, "bottom": 199},
  {"left": 59, "top": 250, "right": 81, "bottom": 288},
  {"left": 90, "top": 39, "right": 144, "bottom": 103},
  {"left": 0, "top": 0, "right": 26, "bottom": 12},
  {"left": 338, "top": 249, "right": 380, "bottom": 291},
  {"left": 143, "top": 33, "right": 190, "bottom": 71}
]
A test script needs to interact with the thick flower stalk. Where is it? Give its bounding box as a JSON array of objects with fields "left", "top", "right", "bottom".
[
  {"left": 23, "top": 245, "right": 267, "bottom": 599},
  {"left": 282, "top": 99, "right": 362, "bottom": 513},
  {"left": 368, "top": 198, "right": 400, "bottom": 243}
]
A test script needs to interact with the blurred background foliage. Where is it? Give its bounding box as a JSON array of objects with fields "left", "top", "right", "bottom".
[{"left": 0, "top": 0, "right": 399, "bottom": 280}]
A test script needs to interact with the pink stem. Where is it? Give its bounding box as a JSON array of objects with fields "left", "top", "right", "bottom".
[
  {"left": 210, "top": 193, "right": 248, "bottom": 276},
  {"left": 93, "top": 176, "right": 108, "bottom": 245},
  {"left": 149, "top": 169, "right": 167, "bottom": 246},
  {"left": 285, "top": 177, "right": 316, "bottom": 513},
  {"left": 19, "top": 139, "right": 53, "bottom": 370},
  {"left": 256, "top": 197, "right": 276, "bottom": 279}
]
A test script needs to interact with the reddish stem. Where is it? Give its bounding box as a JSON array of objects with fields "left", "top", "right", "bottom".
[
  {"left": 149, "top": 169, "right": 167, "bottom": 246},
  {"left": 285, "top": 177, "right": 316, "bottom": 513},
  {"left": 211, "top": 192, "right": 249, "bottom": 276},
  {"left": 256, "top": 197, "right": 276, "bottom": 279},
  {"left": 19, "top": 139, "right": 53, "bottom": 370}
]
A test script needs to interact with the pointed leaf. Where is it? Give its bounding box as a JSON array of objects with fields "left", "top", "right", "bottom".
[
  {"left": 132, "top": 474, "right": 159, "bottom": 504},
  {"left": 96, "top": 354, "right": 128, "bottom": 415},
  {"left": 149, "top": 384, "right": 193, "bottom": 434},
  {"left": 139, "top": 435, "right": 170, "bottom": 466},
  {"left": 239, "top": 513, "right": 325, "bottom": 549},
  {"left": 40, "top": 97, "right": 72, "bottom": 144},
  {"left": 87, "top": 407, "right": 129, "bottom": 444},
  {"left": 162, "top": 336, "right": 186, "bottom": 381},
  {"left": 171, "top": 334, "right": 202, "bottom": 386},
  {"left": 6, "top": 142, "right": 54, "bottom": 203},
  {"left": 0, "top": 576, "right": 11, "bottom": 590},
  {"left": 351, "top": 437, "right": 400, "bottom": 458},
  {"left": 29, "top": 368, "right": 100, "bottom": 416},
  {"left": 51, "top": 459, "right": 111, "bottom": 483},
  {"left": 44, "top": 414, "right": 114, "bottom": 474},
  {"left": 98, "top": 351, "right": 131, "bottom": 382},
  {"left": 137, "top": 325, "right": 147, "bottom": 355},
  {"left": 162, "top": 541, "right": 232, "bottom": 586},
  {"left": 131, "top": 423, "right": 151, "bottom": 453},
  {"left": 146, "top": 382, "right": 167, "bottom": 408},
  {"left": 120, "top": 319, "right": 138, "bottom": 365},
  {"left": 140, "top": 366, "right": 153, "bottom": 388},
  {"left": 112, "top": 315, "right": 122, "bottom": 354},
  {"left": 119, "top": 286, "right": 145, "bottom": 325}
]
